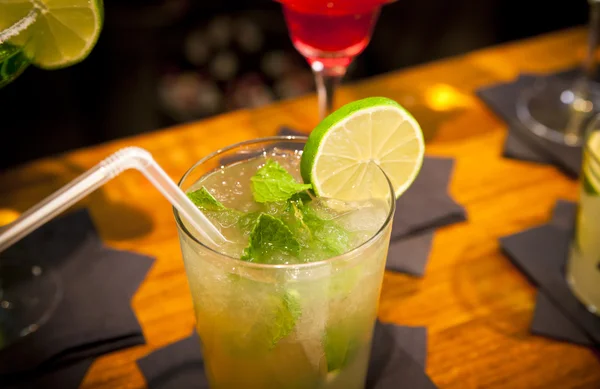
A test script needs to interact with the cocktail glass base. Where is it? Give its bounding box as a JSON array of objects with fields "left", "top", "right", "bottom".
[
  {"left": 0, "top": 263, "right": 62, "bottom": 350},
  {"left": 516, "top": 77, "right": 600, "bottom": 147}
]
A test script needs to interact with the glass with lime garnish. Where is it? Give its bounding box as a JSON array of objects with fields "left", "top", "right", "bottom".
[
  {"left": 0, "top": 0, "right": 103, "bottom": 88},
  {"left": 567, "top": 114, "right": 600, "bottom": 316},
  {"left": 175, "top": 98, "right": 425, "bottom": 388}
]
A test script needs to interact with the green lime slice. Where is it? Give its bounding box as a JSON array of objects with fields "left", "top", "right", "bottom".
[
  {"left": 301, "top": 97, "right": 425, "bottom": 201},
  {"left": 583, "top": 131, "right": 600, "bottom": 196},
  {"left": 0, "top": 0, "right": 103, "bottom": 70}
]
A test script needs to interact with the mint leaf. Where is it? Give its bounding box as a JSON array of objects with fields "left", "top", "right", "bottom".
[
  {"left": 284, "top": 200, "right": 313, "bottom": 244},
  {"left": 187, "top": 186, "right": 241, "bottom": 227},
  {"left": 221, "top": 276, "right": 301, "bottom": 351},
  {"left": 290, "top": 192, "right": 313, "bottom": 204},
  {"left": 237, "top": 211, "right": 261, "bottom": 235},
  {"left": 241, "top": 214, "right": 300, "bottom": 263},
  {"left": 251, "top": 159, "right": 312, "bottom": 203},
  {"left": 216, "top": 288, "right": 302, "bottom": 355},
  {"left": 187, "top": 187, "right": 226, "bottom": 211},
  {"left": 281, "top": 196, "right": 353, "bottom": 261},
  {"left": 301, "top": 206, "right": 351, "bottom": 257},
  {"left": 267, "top": 289, "right": 302, "bottom": 348}
]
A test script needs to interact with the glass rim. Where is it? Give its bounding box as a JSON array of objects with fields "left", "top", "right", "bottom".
[
  {"left": 173, "top": 135, "right": 396, "bottom": 271},
  {"left": 0, "top": 10, "right": 37, "bottom": 43}
]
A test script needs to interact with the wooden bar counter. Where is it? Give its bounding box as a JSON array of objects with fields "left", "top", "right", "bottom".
[{"left": 1, "top": 27, "right": 599, "bottom": 388}]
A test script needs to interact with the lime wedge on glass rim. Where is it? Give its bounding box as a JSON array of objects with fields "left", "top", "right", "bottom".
[
  {"left": 583, "top": 131, "right": 600, "bottom": 195},
  {"left": 0, "top": 0, "right": 103, "bottom": 70},
  {"left": 301, "top": 97, "right": 425, "bottom": 201}
]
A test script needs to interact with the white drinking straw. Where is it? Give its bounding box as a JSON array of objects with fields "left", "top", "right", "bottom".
[{"left": 0, "top": 147, "right": 226, "bottom": 252}]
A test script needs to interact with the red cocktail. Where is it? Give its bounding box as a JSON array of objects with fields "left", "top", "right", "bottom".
[{"left": 277, "top": 0, "right": 392, "bottom": 118}]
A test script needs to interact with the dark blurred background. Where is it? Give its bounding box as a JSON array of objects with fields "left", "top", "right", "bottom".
[{"left": 0, "top": 0, "right": 590, "bottom": 169}]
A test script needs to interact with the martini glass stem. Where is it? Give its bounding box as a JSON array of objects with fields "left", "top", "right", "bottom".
[{"left": 313, "top": 61, "right": 345, "bottom": 119}]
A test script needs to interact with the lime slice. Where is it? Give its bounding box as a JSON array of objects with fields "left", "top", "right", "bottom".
[
  {"left": 583, "top": 132, "right": 600, "bottom": 195},
  {"left": 0, "top": 0, "right": 103, "bottom": 69},
  {"left": 301, "top": 97, "right": 425, "bottom": 201}
]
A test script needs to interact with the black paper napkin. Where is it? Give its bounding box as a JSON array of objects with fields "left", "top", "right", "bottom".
[
  {"left": 367, "top": 321, "right": 437, "bottom": 389},
  {"left": 371, "top": 321, "right": 427, "bottom": 369},
  {"left": 477, "top": 76, "right": 548, "bottom": 164},
  {"left": 531, "top": 291, "right": 593, "bottom": 347},
  {"left": 548, "top": 199, "right": 578, "bottom": 231},
  {"left": 476, "top": 69, "right": 583, "bottom": 177},
  {"left": 392, "top": 156, "right": 466, "bottom": 239},
  {"left": 499, "top": 201, "right": 600, "bottom": 346},
  {"left": 138, "top": 321, "right": 437, "bottom": 389},
  {"left": 387, "top": 156, "right": 465, "bottom": 277},
  {"left": 0, "top": 209, "right": 154, "bottom": 379},
  {"left": 529, "top": 200, "right": 593, "bottom": 347},
  {"left": 385, "top": 231, "right": 435, "bottom": 277},
  {"left": 138, "top": 332, "right": 208, "bottom": 389}
]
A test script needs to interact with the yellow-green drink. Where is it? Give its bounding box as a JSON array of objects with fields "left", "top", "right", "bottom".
[
  {"left": 175, "top": 137, "right": 395, "bottom": 388},
  {"left": 567, "top": 126, "right": 600, "bottom": 315}
]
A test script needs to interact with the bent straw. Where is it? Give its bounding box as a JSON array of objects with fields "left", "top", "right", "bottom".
[{"left": 0, "top": 147, "right": 225, "bottom": 252}]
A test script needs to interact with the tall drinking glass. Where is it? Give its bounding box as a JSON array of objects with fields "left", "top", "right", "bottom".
[
  {"left": 277, "top": 0, "right": 392, "bottom": 119},
  {"left": 567, "top": 114, "right": 600, "bottom": 315},
  {"left": 516, "top": 0, "right": 600, "bottom": 146},
  {"left": 174, "top": 137, "right": 395, "bottom": 388}
]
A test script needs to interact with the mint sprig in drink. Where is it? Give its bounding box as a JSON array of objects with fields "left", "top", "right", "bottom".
[{"left": 175, "top": 98, "right": 425, "bottom": 388}]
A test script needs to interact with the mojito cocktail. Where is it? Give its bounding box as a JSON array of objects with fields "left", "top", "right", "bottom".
[
  {"left": 567, "top": 121, "right": 600, "bottom": 315},
  {"left": 174, "top": 98, "right": 425, "bottom": 388}
]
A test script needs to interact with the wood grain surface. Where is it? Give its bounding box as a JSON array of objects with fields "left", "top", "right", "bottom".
[{"left": 1, "top": 27, "right": 599, "bottom": 388}]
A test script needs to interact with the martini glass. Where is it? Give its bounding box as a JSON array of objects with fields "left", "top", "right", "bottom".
[
  {"left": 277, "top": 0, "right": 392, "bottom": 119},
  {"left": 516, "top": 0, "right": 600, "bottom": 146}
]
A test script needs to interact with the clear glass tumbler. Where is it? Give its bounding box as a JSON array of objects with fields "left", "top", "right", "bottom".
[{"left": 173, "top": 137, "right": 395, "bottom": 388}]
